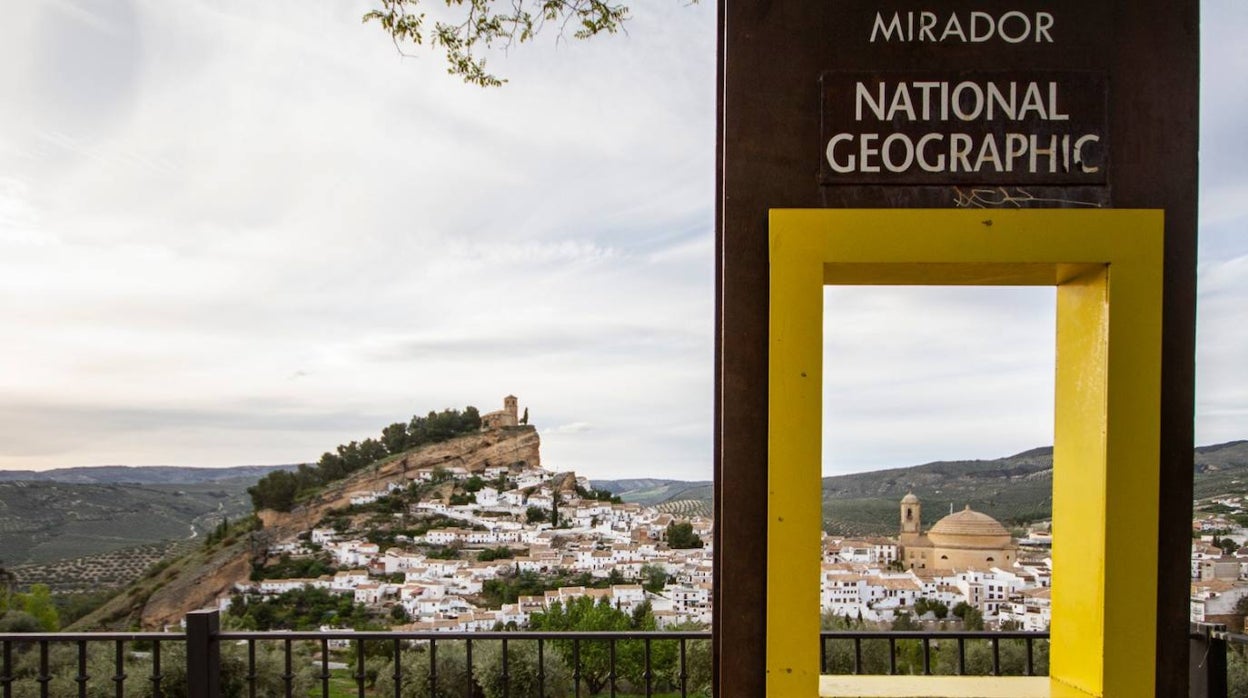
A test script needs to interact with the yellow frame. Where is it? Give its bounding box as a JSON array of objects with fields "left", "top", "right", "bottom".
[{"left": 767, "top": 209, "right": 1164, "bottom": 698}]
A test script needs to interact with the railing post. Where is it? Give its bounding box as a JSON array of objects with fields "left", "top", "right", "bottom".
[
  {"left": 186, "top": 610, "right": 221, "bottom": 698},
  {"left": 1189, "top": 622, "right": 1228, "bottom": 698}
]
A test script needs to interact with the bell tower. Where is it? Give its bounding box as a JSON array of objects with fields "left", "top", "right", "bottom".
[{"left": 900, "top": 492, "right": 921, "bottom": 543}]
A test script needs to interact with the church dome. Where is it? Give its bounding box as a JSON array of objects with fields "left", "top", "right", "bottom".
[{"left": 926, "top": 505, "right": 1012, "bottom": 548}]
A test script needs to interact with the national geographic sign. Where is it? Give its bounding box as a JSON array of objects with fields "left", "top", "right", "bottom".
[
  {"left": 819, "top": 71, "right": 1107, "bottom": 185},
  {"left": 817, "top": 3, "right": 1112, "bottom": 193},
  {"left": 715, "top": 0, "right": 1198, "bottom": 696}
]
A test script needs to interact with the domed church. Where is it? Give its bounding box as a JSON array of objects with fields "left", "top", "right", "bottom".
[{"left": 898, "top": 493, "right": 1018, "bottom": 570}]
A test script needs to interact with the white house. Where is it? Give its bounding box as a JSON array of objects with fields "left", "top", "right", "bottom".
[
  {"left": 999, "top": 587, "right": 1051, "bottom": 630},
  {"left": 516, "top": 470, "right": 551, "bottom": 489},
  {"left": 1191, "top": 580, "right": 1248, "bottom": 624},
  {"left": 311, "top": 528, "right": 337, "bottom": 545},
  {"left": 528, "top": 492, "right": 554, "bottom": 511},
  {"left": 350, "top": 491, "right": 383, "bottom": 506},
  {"left": 382, "top": 550, "right": 426, "bottom": 574},
  {"left": 426, "top": 529, "right": 465, "bottom": 546},
  {"left": 354, "top": 583, "right": 384, "bottom": 605},
  {"left": 483, "top": 465, "right": 510, "bottom": 480},
  {"left": 477, "top": 487, "right": 500, "bottom": 507},
  {"left": 609, "top": 585, "right": 648, "bottom": 613},
  {"left": 331, "top": 570, "right": 371, "bottom": 591},
  {"left": 500, "top": 490, "right": 528, "bottom": 507}
]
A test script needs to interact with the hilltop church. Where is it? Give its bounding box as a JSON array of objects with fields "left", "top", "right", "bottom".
[
  {"left": 481, "top": 395, "right": 522, "bottom": 430},
  {"left": 898, "top": 493, "right": 1018, "bottom": 571}
]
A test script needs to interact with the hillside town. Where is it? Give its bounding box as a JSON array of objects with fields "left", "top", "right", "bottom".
[
  {"left": 213, "top": 401, "right": 1248, "bottom": 636},
  {"left": 228, "top": 386, "right": 1067, "bottom": 634},
  {"left": 819, "top": 496, "right": 1054, "bottom": 631},
  {"left": 8, "top": 399, "right": 1246, "bottom": 643},
  {"left": 216, "top": 398, "right": 1069, "bottom": 633},
  {"left": 220, "top": 397, "right": 713, "bottom": 632},
  {"left": 203, "top": 468, "right": 1248, "bottom": 638},
  {"left": 234, "top": 463, "right": 713, "bottom": 631},
  {"left": 236, "top": 476, "right": 1065, "bottom": 633},
  {"left": 1189, "top": 497, "right": 1248, "bottom": 629}
]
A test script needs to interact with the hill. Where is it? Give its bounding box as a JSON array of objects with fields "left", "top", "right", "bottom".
[
  {"left": 0, "top": 465, "right": 295, "bottom": 568},
  {"left": 592, "top": 478, "right": 713, "bottom": 518},
  {"left": 12, "top": 540, "right": 195, "bottom": 594},
  {"left": 0, "top": 480, "right": 261, "bottom": 567},
  {"left": 15, "top": 434, "right": 1248, "bottom": 625},
  {"left": 591, "top": 478, "right": 713, "bottom": 507},
  {"left": 0, "top": 464, "right": 294, "bottom": 484},
  {"left": 819, "top": 447, "right": 1057, "bottom": 535},
  {"left": 595, "top": 440, "right": 1248, "bottom": 537},
  {"left": 820, "top": 440, "right": 1248, "bottom": 535},
  {"left": 71, "top": 425, "right": 542, "bottom": 629},
  {"left": 1191, "top": 440, "right": 1248, "bottom": 498}
]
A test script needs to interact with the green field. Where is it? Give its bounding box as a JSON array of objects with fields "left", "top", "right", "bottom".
[{"left": 0, "top": 479, "right": 257, "bottom": 566}]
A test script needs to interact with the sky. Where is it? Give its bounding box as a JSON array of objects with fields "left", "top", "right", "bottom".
[{"left": 0, "top": 0, "right": 1243, "bottom": 481}]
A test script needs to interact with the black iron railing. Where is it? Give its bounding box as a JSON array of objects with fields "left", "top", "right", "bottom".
[
  {"left": 0, "top": 611, "right": 712, "bottom": 698},
  {"left": 1192, "top": 622, "right": 1232, "bottom": 698},
  {"left": 820, "top": 629, "right": 1049, "bottom": 677},
  {"left": 212, "top": 629, "right": 708, "bottom": 698},
  {"left": 0, "top": 612, "right": 1061, "bottom": 697},
  {"left": 0, "top": 630, "right": 184, "bottom": 698}
]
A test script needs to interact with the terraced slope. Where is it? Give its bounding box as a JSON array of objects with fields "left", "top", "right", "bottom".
[
  {"left": 12, "top": 540, "right": 194, "bottom": 593},
  {"left": 0, "top": 480, "right": 258, "bottom": 566},
  {"left": 592, "top": 479, "right": 712, "bottom": 507}
]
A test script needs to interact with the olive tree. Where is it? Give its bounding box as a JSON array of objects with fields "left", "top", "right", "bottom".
[{"left": 364, "top": 0, "right": 630, "bottom": 86}]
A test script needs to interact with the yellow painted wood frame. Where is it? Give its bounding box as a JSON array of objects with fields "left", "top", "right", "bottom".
[{"left": 768, "top": 209, "right": 1164, "bottom": 697}]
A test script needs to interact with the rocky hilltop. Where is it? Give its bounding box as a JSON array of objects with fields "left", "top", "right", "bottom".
[
  {"left": 256, "top": 426, "right": 541, "bottom": 540},
  {"left": 77, "top": 425, "right": 541, "bottom": 630}
]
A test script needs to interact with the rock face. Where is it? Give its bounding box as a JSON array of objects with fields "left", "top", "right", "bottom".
[
  {"left": 259, "top": 426, "right": 541, "bottom": 537},
  {"left": 137, "top": 426, "right": 541, "bottom": 629},
  {"left": 140, "top": 542, "right": 253, "bottom": 629},
  {"left": 548, "top": 471, "right": 580, "bottom": 493}
]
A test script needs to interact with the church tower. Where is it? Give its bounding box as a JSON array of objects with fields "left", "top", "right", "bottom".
[
  {"left": 899, "top": 492, "right": 922, "bottom": 545},
  {"left": 504, "top": 395, "right": 519, "bottom": 422}
]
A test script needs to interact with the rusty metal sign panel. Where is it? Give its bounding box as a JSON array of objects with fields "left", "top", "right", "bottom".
[{"left": 819, "top": 71, "right": 1108, "bottom": 185}]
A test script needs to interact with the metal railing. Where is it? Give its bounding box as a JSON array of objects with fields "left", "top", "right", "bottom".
[
  {"left": 1192, "top": 622, "right": 1231, "bottom": 698},
  {"left": 820, "top": 629, "right": 1049, "bottom": 677},
  {"left": 213, "top": 630, "right": 708, "bottom": 698},
  {"left": 0, "top": 612, "right": 1059, "bottom": 697},
  {"left": 0, "top": 610, "right": 712, "bottom": 698},
  {"left": 0, "top": 629, "right": 185, "bottom": 698}
]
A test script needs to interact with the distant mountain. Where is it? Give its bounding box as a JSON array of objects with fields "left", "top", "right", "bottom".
[
  {"left": 600, "top": 440, "right": 1248, "bottom": 537},
  {"left": 9, "top": 440, "right": 1247, "bottom": 592},
  {"left": 0, "top": 462, "right": 298, "bottom": 567},
  {"left": 1191, "top": 440, "right": 1248, "bottom": 497},
  {"left": 820, "top": 439, "right": 1248, "bottom": 535},
  {"left": 591, "top": 478, "right": 713, "bottom": 507},
  {"left": 0, "top": 480, "right": 261, "bottom": 567},
  {"left": 0, "top": 464, "right": 297, "bottom": 485},
  {"left": 819, "top": 447, "right": 1056, "bottom": 536}
]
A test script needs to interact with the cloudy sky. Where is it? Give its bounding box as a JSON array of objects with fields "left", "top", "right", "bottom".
[{"left": 0, "top": 0, "right": 1243, "bottom": 481}]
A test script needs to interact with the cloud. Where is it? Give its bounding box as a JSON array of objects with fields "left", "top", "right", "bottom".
[
  {"left": 1201, "top": 0, "right": 1248, "bottom": 199},
  {"left": 1192, "top": 0, "right": 1248, "bottom": 454},
  {"left": 547, "top": 422, "right": 594, "bottom": 435},
  {"left": 0, "top": 0, "right": 717, "bottom": 480},
  {"left": 822, "top": 286, "right": 1055, "bottom": 474},
  {"left": 0, "top": 398, "right": 384, "bottom": 465},
  {"left": 0, "top": 0, "right": 1243, "bottom": 483},
  {"left": 1196, "top": 253, "right": 1248, "bottom": 447}
]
